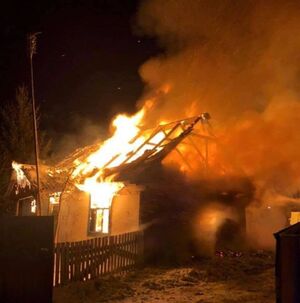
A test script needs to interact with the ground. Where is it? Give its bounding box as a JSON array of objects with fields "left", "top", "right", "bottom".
[{"left": 53, "top": 251, "right": 275, "bottom": 303}]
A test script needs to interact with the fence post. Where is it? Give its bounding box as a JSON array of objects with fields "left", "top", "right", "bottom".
[{"left": 53, "top": 231, "right": 144, "bottom": 286}]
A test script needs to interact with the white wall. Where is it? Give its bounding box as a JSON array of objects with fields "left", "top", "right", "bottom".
[
  {"left": 55, "top": 184, "right": 142, "bottom": 243},
  {"left": 110, "top": 184, "right": 142, "bottom": 235},
  {"left": 56, "top": 190, "right": 90, "bottom": 242}
]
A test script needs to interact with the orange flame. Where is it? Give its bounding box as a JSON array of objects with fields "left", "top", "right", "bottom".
[
  {"left": 73, "top": 108, "right": 145, "bottom": 201},
  {"left": 72, "top": 85, "right": 178, "bottom": 202}
]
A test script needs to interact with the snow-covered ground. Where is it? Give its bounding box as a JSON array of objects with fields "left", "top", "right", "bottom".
[{"left": 54, "top": 252, "right": 274, "bottom": 303}]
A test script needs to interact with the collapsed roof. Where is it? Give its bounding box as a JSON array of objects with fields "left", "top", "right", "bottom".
[{"left": 10, "top": 114, "right": 215, "bottom": 196}]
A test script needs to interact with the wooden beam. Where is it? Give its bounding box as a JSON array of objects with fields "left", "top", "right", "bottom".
[
  {"left": 119, "top": 122, "right": 182, "bottom": 166},
  {"left": 178, "top": 124, "right": 206, "bottom": 165}
]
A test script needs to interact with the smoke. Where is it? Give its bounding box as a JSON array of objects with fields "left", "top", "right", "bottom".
[
  {"left": 193, "top": 202, "right": 238, "bottom": 255},
  {"left": 51, "top": 115, "right": 106, "bottom": 162},
  {"left": 136, "top": 0, "right": 300, "bottom": 197},
  {"left": 136, "top": 0, "right": 300, "bottom": 249}
]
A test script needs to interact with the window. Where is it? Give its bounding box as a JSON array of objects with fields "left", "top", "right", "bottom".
[
  {"left": 89, "top": 208, "right": 110, "bottom": 234},
  {"left": 49, "top": 192, "right": 61, "bottom": 215},
  {"left": 49, "top": 192, "right": 61, "bottom": 205},
  {"left": 17, "top": 196, "right": 36, "bottom": 216},
  {"left": 88, "top": 194, "right": 111, "bottom": 234}
]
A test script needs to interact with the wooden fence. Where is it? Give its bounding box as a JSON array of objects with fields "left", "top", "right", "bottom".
[{"left": 53, "top": 231, "right": 143, "bottom": 286}]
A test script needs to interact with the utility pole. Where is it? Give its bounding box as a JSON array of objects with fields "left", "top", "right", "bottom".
[{"left": 28, "top": 32, "right": 42, "bottom": 216}]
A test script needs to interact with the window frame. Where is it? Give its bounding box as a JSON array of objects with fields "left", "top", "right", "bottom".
[{"left": 87, "top": 194, "right": 111, "bottom": 236}]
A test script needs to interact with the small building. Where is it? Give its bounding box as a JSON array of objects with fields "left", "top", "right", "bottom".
[
  {"left": 56, "top": 183, "right": 143, "bottom": 242},
  {"left": 8, "top": 162, "right": 143, "bottom": 243},
  {"left": 7, "top": 115, "right": 211, "bottom": 244}
]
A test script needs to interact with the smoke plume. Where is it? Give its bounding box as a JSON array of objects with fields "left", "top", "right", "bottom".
[
  {"left": 136, "top": 0, "right": 300, "bottom": 197},
  {"left": 134, "top": 0, "right": 300, "bottom": 250}
]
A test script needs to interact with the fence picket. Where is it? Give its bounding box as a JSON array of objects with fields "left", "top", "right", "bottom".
[
  {"left": 53, "top": 231, "right": 143, "bottom": 286},
  {"left": 54, "top": 243, "right": 60, "bottom": 286}
]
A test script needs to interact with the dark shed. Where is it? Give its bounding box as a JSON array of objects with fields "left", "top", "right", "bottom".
[{"left": 274, "top": 222, "right": 300, "bottom": 303}]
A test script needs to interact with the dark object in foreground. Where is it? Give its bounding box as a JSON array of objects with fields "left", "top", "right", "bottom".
[
  {"left": 0, "top": 216, "right": 54, "bottom": 303},
  {"left": 274, "top": 222, "right": 300, "bottom": 303}
]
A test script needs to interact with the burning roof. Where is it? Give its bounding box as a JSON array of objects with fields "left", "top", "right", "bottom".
[
  {"left": 56, "top": 113, "right": 213, "bottom": 180},
  {"left": 8, "top": 162, "right": 68, "bottom": 199},
  {"left": 10, "top": 113, "right": 214, "bottom": 201}
]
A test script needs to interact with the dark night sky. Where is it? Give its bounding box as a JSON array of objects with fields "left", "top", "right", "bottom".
[{"left": 0, "top": 0, "right": 159, "bottom": 140}]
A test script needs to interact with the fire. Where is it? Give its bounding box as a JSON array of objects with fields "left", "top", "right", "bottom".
[
  {"left": 67, "top": 81, "right": 209, "bottom": 207},
  {"left": 72, "top": 93, "right": 176, "bottom": 202},
  {"left": 73, "top": 105, "right": 152, "bottom": 203},
  {"left": 12, "top": 161, "right": 31, "bottom": 194},
  {"left": 77, "top": 175, "right": 124, "bottom": 208},
  {"left": 72, "top": 108, "right": 145, "bottom": 178}
]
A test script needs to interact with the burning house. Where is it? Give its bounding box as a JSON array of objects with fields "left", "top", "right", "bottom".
[
  {"left": 7, "top": 111, "right": 214, "bottom": 245},
  {"left": 7, "top": 105, "right": 297, "bottom": 257}
]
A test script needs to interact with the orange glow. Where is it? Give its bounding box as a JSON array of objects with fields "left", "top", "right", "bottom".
[
  {"left": 72, "top": 108, "right": 145, "bottom": 177},
  {"left": 70, "top": 90, "right": 211, "bottom": 202},
  {"left": 72, "top": 108, "right": 145, "bottom": 200},
  {"left": 12, "top": 161, "right": 31, "bottom": 193},
  {"left": 72, "top": 91, "right": 190, "bottom": 201},
  {"left": 77, "top": 175, "right": 124, "bottom": 208},
  {"left": 72, "top": 104, "right": 164, "bottom": 202},
  {"left": 161, "top": 83, "right": 172, "bottom": 94}
]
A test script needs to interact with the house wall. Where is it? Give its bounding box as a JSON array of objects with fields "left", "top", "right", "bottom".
[
  {"left": 110, "top": 184, "right": 142, "bottom": 235},
  {"left": 55, "top": 184, "right": 142, "bottom": 243},
  {"left": 56, "top": 190, "right": 90, "bottom": 243}
]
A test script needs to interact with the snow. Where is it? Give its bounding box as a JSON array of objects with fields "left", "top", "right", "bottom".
[{"left": 53, "top": 252, "right": 275, "bottom": 303}]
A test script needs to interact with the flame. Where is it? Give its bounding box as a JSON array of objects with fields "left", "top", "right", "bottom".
[
  {"left": 73, "top": 108, "right": 145, "bottom": 178},
  {"left": 71, "top": 82, "right": 210, "bottom": 207},
  {"left": 72, "top": 92, "right": 176, "bottom": 200},
  {"left": 73, "top": 106, "right": 151, "bottom": 203},
  {"left": 12, "top": 161, "right": 31, "bottom": 193},
  {"left": 77, "top": 175, "right": 124, "bottom": 208}
]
